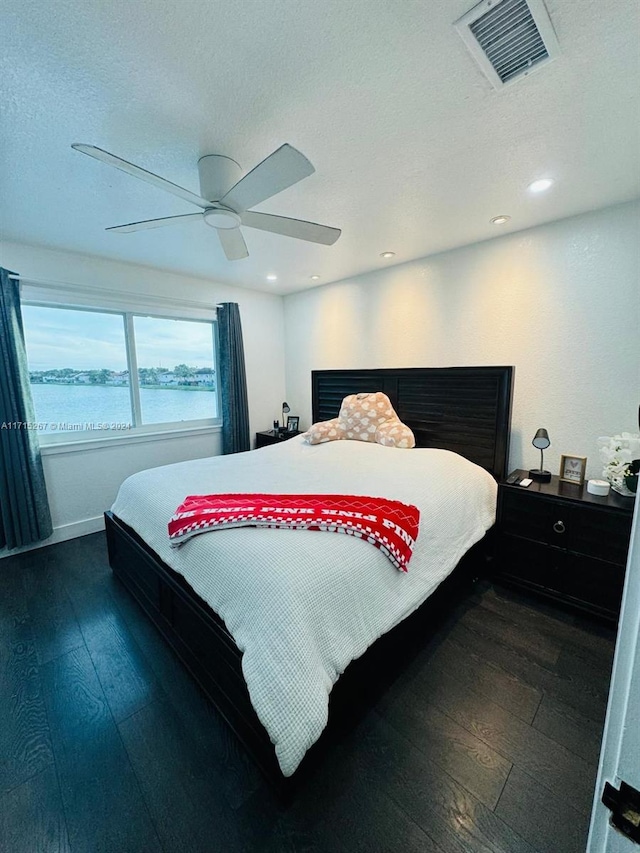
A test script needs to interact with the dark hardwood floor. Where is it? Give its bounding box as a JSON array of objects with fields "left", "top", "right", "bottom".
[{"left": 0, "top": 533, "right": 615, "bottom": 852}]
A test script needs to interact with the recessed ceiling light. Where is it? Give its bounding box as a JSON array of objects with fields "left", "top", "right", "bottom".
[
  {"left": 266, "top": 274, "right": 277, "bottom": 281},
  {"left": 310, "top": 275, "right": 320, "bottom": 280},
  {"left": 490, "top": 215, "right": 511, "bottom": 225},
  {"left": 528, "top": 178, "right": 554, "bottom": 194},
  {"left": 380, "top": 252, "right": 395, "bottom": 259}
]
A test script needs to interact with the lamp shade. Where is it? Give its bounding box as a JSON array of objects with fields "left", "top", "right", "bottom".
[
  {"left": 280, "top": 401, "right": 291, "bottom": 431},
  {"left": 529, "top": 427, "right": 552, "bottom": 482},
  {"left": 532, "top": 428, "right": 550, "bottom": 450}
]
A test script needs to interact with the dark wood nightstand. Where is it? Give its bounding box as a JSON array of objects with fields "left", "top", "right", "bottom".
[
  {"left": 255, "top": 429, "right": 301, "bottom": 449},
  {"left": 495, "top": 469, "right": 634, "bottom": 622}
]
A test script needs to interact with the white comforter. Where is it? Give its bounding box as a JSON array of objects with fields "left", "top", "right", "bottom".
[{"left": 111, "top": 437, "right": 497, "bottom": 776}]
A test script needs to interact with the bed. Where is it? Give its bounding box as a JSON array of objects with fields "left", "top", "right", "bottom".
[{"left": 106, "top": 365, "right": 513, "bottom": 795}]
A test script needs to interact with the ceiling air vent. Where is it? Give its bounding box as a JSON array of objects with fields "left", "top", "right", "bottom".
[{"left": 455, "top": 0, "right": 559, "bottom": 89}]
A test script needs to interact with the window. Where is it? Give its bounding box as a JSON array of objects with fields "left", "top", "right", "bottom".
[
  {"left": 133, "top": 315, "right": 217, "bottom": 426},
  {"left": 22, "top": 304, "right": 219, "bottom": 440}
]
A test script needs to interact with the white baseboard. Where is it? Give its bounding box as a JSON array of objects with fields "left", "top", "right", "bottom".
[{"left": 0, "top": 515, "right": 105, "bottom": 559}]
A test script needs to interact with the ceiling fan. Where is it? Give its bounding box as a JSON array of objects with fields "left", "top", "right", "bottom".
[{"left": 71, "top": 143, "right": 341, "bottom": 261}]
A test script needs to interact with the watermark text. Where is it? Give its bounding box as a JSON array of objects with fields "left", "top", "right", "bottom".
[{"left": 1, "top": 421, "right": 132, "bottom": 432}]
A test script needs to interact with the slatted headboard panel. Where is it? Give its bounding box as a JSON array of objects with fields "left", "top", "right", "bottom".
[{"left": 311, "top": 366, "right": 513, "bottom": 480}]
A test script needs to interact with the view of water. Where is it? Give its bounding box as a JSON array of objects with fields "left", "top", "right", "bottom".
[{"left": 29, "top": 383, "right": 217, "bottom": 433}]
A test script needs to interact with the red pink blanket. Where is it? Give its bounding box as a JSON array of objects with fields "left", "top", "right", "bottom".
[{"left": 168, "top": 493, "right": 420, "bottom": 571}]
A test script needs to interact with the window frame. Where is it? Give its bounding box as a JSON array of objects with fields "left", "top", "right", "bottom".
[{"left": 23, "top": 300, "right": 222, "bottom": 449}]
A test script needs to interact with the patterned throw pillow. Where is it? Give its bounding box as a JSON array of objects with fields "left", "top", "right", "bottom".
[{"left": 303, "top": 392, "right": 415, "bottom": 449}]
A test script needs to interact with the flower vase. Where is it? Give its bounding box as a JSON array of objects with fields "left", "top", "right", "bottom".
[
  {"left": 611, "top": 481, "right": 636, "bottom": 498},
  {"left": 598, "top": 432, "right": 640, "bottom": 499}
]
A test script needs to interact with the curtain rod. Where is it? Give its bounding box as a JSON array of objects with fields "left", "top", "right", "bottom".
[{"left": 8, "top": 274, "right": 218, "bottom": 314}]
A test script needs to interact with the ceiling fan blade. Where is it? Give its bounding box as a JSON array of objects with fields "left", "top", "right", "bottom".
[
  {"left": 217, "top": 227, "right": 249, "bottom": 261},
  {"left": 221, "top": 144, "right": 315, "bottom": 212},
  {"left": 241, "top": 211, "right": 341, "bottom": 245},
  {"left": 71, "top": 144, "right": 212, "bottom": 209},
  {"left": 106, "top": 213, "right": 203, "bottom": 233}
]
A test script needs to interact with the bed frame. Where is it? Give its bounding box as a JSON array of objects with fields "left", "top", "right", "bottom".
[{"left": 106, "top": 365, "right": 513, "bottom": 797}]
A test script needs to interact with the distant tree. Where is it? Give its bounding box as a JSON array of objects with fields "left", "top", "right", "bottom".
[
  {"left": 174, "top": 364, "right": 195, "bottom": 379},
  {"left": 138, "top": 367, "right": 160, "bottom": 385},
  {"left": 45, "top": 368, "right": 78, "bottom": 379},
  {"left": 85, "top": 369, "right": 109, "bottom": 384}
]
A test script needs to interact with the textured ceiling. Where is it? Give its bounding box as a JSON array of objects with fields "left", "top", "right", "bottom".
[{"left": 1, "top": 0, "right": 639, "bottom": 294}]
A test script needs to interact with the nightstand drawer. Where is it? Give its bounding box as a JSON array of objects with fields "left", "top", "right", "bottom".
[
  {"left": 497, "top": 536, "right": 624, "bottom": 619},
  {"left": 500, "top": 490, "right": 632, "bottom": 564},
  {"left": 569, "top": 507, "right": 632, "bottom": 565},
  {"left": 563, "top": 553, "right": 625, "bottom": 618},
  {"left": 498, "top": 535, "right": 572, "bottom": 596},
  {"left": 500, "top": 490, "right": 573, "bottom": 547}
]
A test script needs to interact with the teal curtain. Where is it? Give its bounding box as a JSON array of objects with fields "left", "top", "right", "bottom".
[
  {"left": 217, "top": 302, "right": 250, "bottom": 454},
  {"left": 0, "top": 268, "right": 52, "bottom": 549}
]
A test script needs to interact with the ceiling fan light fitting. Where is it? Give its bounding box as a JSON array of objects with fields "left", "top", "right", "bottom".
[
  {"left": 197, "top": 154, "right": 242, "bottom": 202},
  {"left": 203, "top": 206, "right": 242, "bottom": 230}
]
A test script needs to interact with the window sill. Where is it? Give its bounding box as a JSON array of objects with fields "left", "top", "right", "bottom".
[{"left": 39, "top": 423, "right": 221, "bottom": 456}]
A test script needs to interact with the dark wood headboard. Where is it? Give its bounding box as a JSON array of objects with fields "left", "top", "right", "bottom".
[{"left": 311, "top": 366, "right": 514, "bottom": 480}]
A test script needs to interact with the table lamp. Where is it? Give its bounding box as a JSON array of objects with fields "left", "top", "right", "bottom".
[
  {"left": 529, "top": 428, "right": 552, "bottom": 482},
  {"left": 281, "top": 401, "right": 290, "bottom": 433}
]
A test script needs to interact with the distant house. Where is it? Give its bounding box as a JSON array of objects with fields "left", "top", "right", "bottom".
[
  {"left": 106, "top": 371, "right": 129, "bottom": 386},
  {"left": 72, "top": 373, "right": 91, "bottom": 384},
  {"left": 158, "top": 372, "right": 178, "bottom": 385},
  {"left": 194, "top": 372, "right": 215, "bottom": 386}
]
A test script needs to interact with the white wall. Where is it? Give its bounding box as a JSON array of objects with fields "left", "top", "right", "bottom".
[
  {"left": 38, "top": 430, "right": 222, "bottom": 545},
  {"left": 284, "top": 201, "right": 640, "bottom": 480},
  {"left": 0, "top": 241, "right": 286, "bottom": 552}
]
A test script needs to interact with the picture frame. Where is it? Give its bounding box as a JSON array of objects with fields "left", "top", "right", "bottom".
[
  {"left": 286, "top": 415, "right": 300, "bottom": 432},
  {"left": 559, "top": 454, "right": 587, "bottom": 485}
]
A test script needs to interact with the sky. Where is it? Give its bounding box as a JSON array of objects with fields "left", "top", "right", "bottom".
[{"left": 22, "top": 306, "right": 215, "bottom": 372}]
